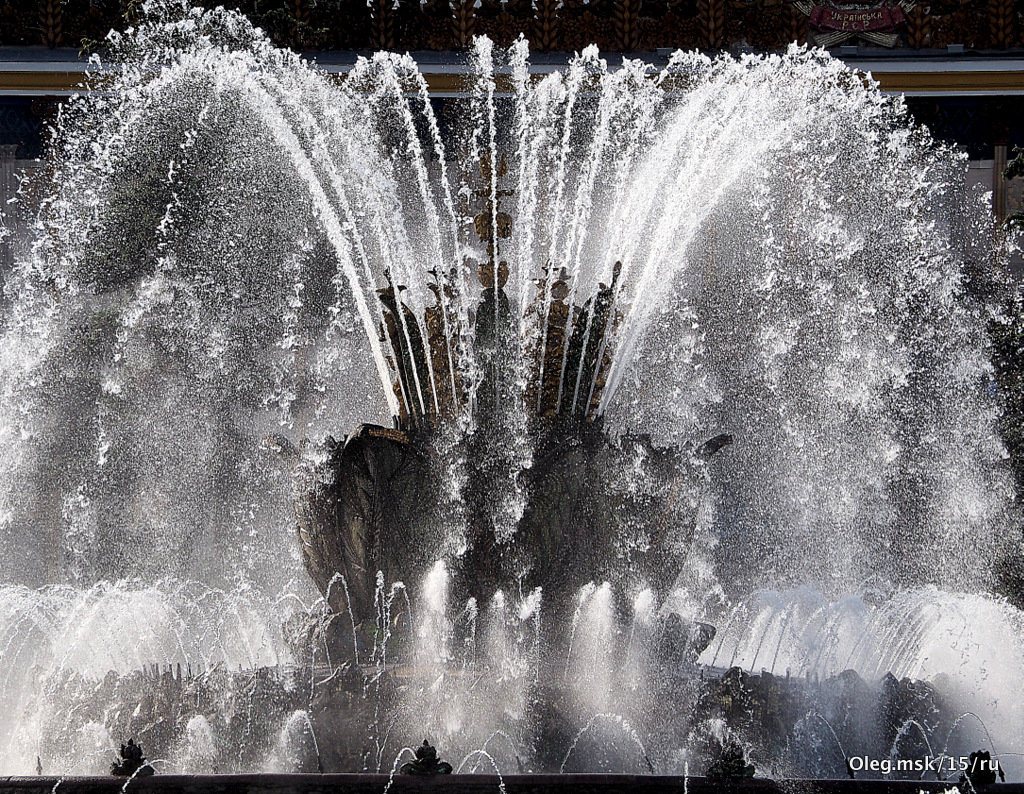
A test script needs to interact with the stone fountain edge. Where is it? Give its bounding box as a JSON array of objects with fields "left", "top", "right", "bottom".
[{"left": 0, "top": 776, "right": 1011, "bottom": 794}]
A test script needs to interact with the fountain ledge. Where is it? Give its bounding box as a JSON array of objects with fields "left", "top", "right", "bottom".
[{"left": 0, "top": 776, "right": 1017, "bottom": 794}]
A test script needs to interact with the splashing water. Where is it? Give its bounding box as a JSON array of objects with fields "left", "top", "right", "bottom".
[
  {"left": 560, "top": 713, "right": 653, "bottom": 774},
  {"left": 381, "top": 748, "right": 417, "bottom": 794},
  {"left": 266, "top": 710, "right": 322, "bottom": 773},
  {"left": 0, "top": 0, "right": 1021, "bottom": 776}
]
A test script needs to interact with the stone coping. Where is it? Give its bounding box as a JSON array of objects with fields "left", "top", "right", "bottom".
[
  {"left": 2, "top": 48, "right": 1024, "bottom": 97},
  {"left": 0, "top": 776, "right": 1018, "bottom": 794}
]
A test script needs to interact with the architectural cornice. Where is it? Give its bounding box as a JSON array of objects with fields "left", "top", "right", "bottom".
[{"left": 3, "top": 50, "right": 1024, "bottom": 98}]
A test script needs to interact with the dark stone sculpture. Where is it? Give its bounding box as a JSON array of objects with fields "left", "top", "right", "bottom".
[
  {"left": 961, "top": 750, "right": 1004, "bottom": 788},
  {"left": 294, "top": 175, "right": 731, "bottom": 668},
  {"left": 296, "top": 425, "right": 438, "bottom": 626},
  {"left": 705, "top": 737, "right": 755, "bottom": 779},
  {"left": 110, "top": 739, "right": 154, "bottom": 777},
  {"left": 653, "top": 612, "right": 717, "bottom": 667},
  {"left": 399, "top": 740, "right": 453, "bottom": 775},
  {"left": 295, "top": 418, "right": 729, "bottom": 662}
]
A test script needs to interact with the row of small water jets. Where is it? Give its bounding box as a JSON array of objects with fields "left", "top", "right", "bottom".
[
  {"left": 705, "top": 585, "right": 1024, "bottom": 683},
  {"left": 293, "top": 572, "right": 1024, "bottom": 782},
  {"left": 381, "top": 568, "right": 1024, "bottom": 700},
  {"left": 33, "top": 709, "right": 1018, "bottom": 782},
  {"left": 0, "top": 581, "right": 293, "bottom": 681},
  {"left": 0, "top": 580, "right": 296, "bottom": 775},
  {"left": 2, "top": 567, "right": 1023, "bottom": 776},
  {"left": 0, "top": 568, "right": 652, "bottom": 776}
]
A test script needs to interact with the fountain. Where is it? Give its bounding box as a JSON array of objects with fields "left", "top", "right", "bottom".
[{"left": 0, "top": 0, "right": 1022, "bottom": 784}]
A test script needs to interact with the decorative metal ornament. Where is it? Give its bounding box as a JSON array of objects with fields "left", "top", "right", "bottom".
[{"left": 791, "top": 0, "right": 917, "bottom": 47}]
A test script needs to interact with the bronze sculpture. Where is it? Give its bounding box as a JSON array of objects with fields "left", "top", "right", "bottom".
[{"left": 294, "top": 163, "right": 729, "bottom": 666}]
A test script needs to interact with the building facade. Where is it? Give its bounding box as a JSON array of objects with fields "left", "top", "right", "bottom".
[{"left": 3, "top": 0, "right": 1024, "bottom": 263}]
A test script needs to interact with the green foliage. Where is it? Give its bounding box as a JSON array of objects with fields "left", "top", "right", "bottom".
[
  {"left": 1005, "top": 145, "right": 1024, "bottom": 181},
  {"left": 1003, "top": 146, "right": 1024, "bottom": 233}
]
